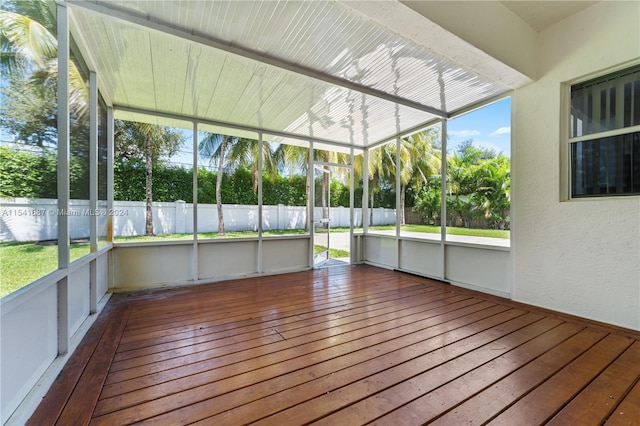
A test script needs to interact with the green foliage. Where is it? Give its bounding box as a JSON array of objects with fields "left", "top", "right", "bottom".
[
  {"left": 0, "top": 147, "right": 53, "bottom": 197},
  {"left": 220, "top": 167, "right": 257, "bottom": 205},
  {"left": 262, "top": 174, "right": 307, "bottom": 206},
  {"left": 412, "top": 175, "right": 441, "bottom": 225},
  {"left": 2, "top": 140, "right": 509, "bottom": 230},
  {"left": 114, "top": 120, "right": 184, "bottom": 163},
  {"left": 412, "top": 142, "right": 511, "bottom": 230},
  {"left": 0, "top": 146, "right": 91, "bottom": 199},
  {"left": 0, "top": 73, "right": 57, "bottom": 146},
  {"left": 113, "top": 161, "right": 311, "bottom": 206},
  {"left": 114, "top": 160, "right": 193, "bottom": 202},
  {"left": 1, "top": 0, "right": 89, "bottom": 148}
]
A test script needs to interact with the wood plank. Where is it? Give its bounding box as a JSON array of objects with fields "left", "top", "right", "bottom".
[
  {"left": 118, "top": 273, "right": 425, "bottom": 346},
  {"left": 111, "top": 285, "right": 446, "bottom": 365},
  {"left": 25, "top": 266, "right": 640, "bottom": 426},
  {"left": 26, "top": 302, "right": 132, "bottom": 426},
  {"left": 97, "top": 295, "right": 472, "bottom": 412},
  {"left": 120, "top": 272, "right": 409, "bottom": 332},
  {"left": 25, "top": 300, "right": 127, "bottom": 426},
  {"left": 108, "top": 289, "right": 454, "bottom": 372},
  {"left": 54, "top": 304, "right": 132, "bottom": 425},
  {"left": 116, "top": 282, "right": 429, "bottom": 353},
  {"left": 486, "top": 333, "right": 633, "bottom": 425},
  {"left": 417, "top": 327, "right": 607, "bottom": 425},
  {"left": 264, "top": 316, "right": 573, "bottom": 426},
  {"left": 101, "top": 298, "right": 487, "bottom": 390},
  {"left": 313, "top": 317, "right": 574, "bottom": 426},
  {"left": 92, "top": 300, "right": 498, "bottom": 423},
  {"left": 604, "top": 379, "right": 640, "bottom": 425},
  {"left": 547, "top": 341, "right": 640, "bottom": 425},
  {"left": 171, "top": 308, "right": 529, "bottom": 426},
  {"left": 112, "top": 285, "right": 441, "bottom": 362}
]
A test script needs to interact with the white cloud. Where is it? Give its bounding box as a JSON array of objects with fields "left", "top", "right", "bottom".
[
  {"left": 448, "top": 129, "right": 480, "bottom": 137},
  {"left": 475, "top": 141, "right": 506, "bottom": 155},
  {"left": 490, "top": 126, "right": 511, "bottom": 136}
]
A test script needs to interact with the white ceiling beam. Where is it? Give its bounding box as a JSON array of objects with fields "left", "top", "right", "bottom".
[
  {"left": 65, "top": 0, "right": 448, "bottom": 118},
  {"left": 113, "top": 105, "right": 364, "bottom": 153}
]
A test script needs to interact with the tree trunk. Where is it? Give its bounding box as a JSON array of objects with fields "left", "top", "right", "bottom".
[
  {"left": 361, "top": 190, "right": 367, "bottom": 228},
  {"left": 400, "top": 184, "right": 406, "bottom": 226},
  {"left": 369, "top": 188, "right": 374, "bottom": 226},
  {"left": 144, "top": 134, "right": 154, "bottom": 236},
  {"left": 216, "top": 135, "right": 227, "bottom": 235},
  {"left": 321, "top": 166, "right": 329, "bottom": 229},
  {"left": 305, "top": 169, "right": 311, "bottom": 232}
]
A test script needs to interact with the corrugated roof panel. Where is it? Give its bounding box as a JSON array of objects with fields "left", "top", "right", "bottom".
[
  {"left": 197, "top": 124, "right": 259, "bottom": 141},
  {"left": 114, "top": 109, "right": 193, "bottom": 130},
  {"left": 179, "top": 43, "right": 226, "bottom": 119},
  {"left": 69, "top": 1, "right": 507, "bottom": 148},
  {"left": 91, "top": 1, "right": 507, "bottom": 113},
  {"left": 149, "top": 34, "right": 190, "bottom": 114}
]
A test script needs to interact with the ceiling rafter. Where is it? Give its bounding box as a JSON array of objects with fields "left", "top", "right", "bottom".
[
  {"left": 114, "top": 105, "right": 364, "bottom": 154},
  {"left": 65, "top": 0, "right": 448, "bottom": 118}
]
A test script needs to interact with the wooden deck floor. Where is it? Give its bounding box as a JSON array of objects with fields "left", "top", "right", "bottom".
[{"left": 29, "top": 265, "right": 640, "bottom": 425}]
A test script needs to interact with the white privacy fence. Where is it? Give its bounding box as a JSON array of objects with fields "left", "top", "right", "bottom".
[{"left": 0, "top": 198, "right": 396, "bottom": 242}]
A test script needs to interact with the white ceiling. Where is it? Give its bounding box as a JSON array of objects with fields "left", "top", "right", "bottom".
[
  {"left": 501, "top": 1, "right": 598, "bottom": 32},
  {"left": 65, "top": 0, "right": 566, "bottom": 150}
]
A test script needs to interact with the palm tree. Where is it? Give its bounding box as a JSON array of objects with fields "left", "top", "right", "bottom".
[
  {"left": 114, "top": 121, "right": 183, "bottom": 236},
  {"left": 198, "top": 134, "right": 282, "bottom": 235},
  {"left": 366, "top": 129, "right": 441, "bottom": 226},
  {"left": 198, "top": 133, "right": 236, "bottom": 235},
  {"left": 398, "top": 130, "right": 441, "bottom": 225},
  {"left": 226, "top": 138, "right": 283, "bottom": 192},
  {"left": 278, "top": 144, "right": 312, "bottom": 231},
  {"left": 1, "top": 1, "right": 56, "bottom": 73},
  {"left": 275, "top": 145, "right": 350, "bottom": 231},
  {"left": 474, "top": 158, "right": 510, "bottom": 229},
  {"left": 1, "top": 0, "right": 88, "bottom": 130}
]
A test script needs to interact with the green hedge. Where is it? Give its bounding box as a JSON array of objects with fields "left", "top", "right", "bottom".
[
  {"left": 0, "top": 147, "right": 87, "bottom": 198},
  {"left": 1, "top": 147, "right": 359, "bottom": 207}
]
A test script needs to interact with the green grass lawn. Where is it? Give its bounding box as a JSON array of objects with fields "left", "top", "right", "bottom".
[
  {"left": 0, "top": 242, "right": 90, "bottom": 298},
  {"left": 314, "top": 245, "right": 350, "bottom": 258},
  {"left": 368, "top": 224, "right": 510, "bottom": 239}
]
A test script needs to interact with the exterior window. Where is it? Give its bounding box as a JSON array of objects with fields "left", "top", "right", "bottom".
[{"left": 569, "top": 65, "right": 640, "bottom": 197}]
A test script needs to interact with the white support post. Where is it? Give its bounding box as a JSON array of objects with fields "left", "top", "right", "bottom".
[
  {"left": 89, "top": 71, "right": 98, "bottom": 313},
  {"left": 363, "top": 149, "right": 369, "bottom": 233},
  {"left": 192, "top": 122, "right": 198, "bottom": 281},
  {"left": 106, "top": 107, "right": 115, "bottom": 289},
  {"left": 440, "top": 119, "right": 448, "bottom": 280},
  {"left": 395, "top": 137, "right": 401, "bottom": 269},
  {"left": 106, "top": 107, "right": 114, "bottom": 241},
  {"left": 257, "top": 133, "right": 263, "bottom": 273},
  {"left": 57, "top": 3, "right": 70, "bottom": 355},
  {"left": 309, "top": 141, "right": 315, "bottom": 268},
  {"left": 89, "top": 71, "right": 98, "bottom": 253},
  {"left": 349, "top": 147, "right": 354, "bottom": 264}
]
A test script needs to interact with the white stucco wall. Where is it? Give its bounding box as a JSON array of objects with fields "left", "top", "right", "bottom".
[{"left": 512, "top": 1, "right": 640, "bottom": 330}]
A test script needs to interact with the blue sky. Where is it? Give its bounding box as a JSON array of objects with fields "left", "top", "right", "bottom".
[{"left": 446, "top": 97, "right": 511, "bottom": 157}]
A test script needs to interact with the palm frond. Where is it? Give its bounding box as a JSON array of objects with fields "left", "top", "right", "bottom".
[{"left": 0, "top": 9, "right": 57, "bottom": 69}]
